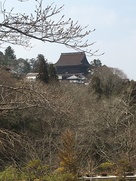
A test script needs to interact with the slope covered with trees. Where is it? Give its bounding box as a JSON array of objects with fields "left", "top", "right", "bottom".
[
  {"left": 0, "top": 1, "right": 135, "bottom": 180},
  {"left": 0, "top": 72, "right": 136, "bottom": 176}
]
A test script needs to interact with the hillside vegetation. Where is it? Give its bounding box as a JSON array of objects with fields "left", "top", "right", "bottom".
[{"left": 0, "top": 69, "right": 136, "bottom": 180}]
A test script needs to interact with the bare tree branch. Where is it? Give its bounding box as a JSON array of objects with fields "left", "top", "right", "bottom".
[
  {"left": 0, "top": 84, "right": 55, "bottom": 112},
  {"left": 0, "top": 0, "right": 100, "bottom": 55}
]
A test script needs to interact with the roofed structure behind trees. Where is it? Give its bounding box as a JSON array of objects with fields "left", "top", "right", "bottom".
[{"left": 55, "top": 52, "right": 90, "bottom": 80}]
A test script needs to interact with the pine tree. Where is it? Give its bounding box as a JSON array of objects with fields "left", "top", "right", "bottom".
[
  {"left": 5, "top": 46, "right": 16, "bottom": 60},
  {"left": 48, "top": 63, "right": 58, "bottom": 82},
  {"left": 4, "top": 46, "right": 16, "bottom": 66},
  {"left": 36, "top": 54, "right": 49, "bottom": 83}
]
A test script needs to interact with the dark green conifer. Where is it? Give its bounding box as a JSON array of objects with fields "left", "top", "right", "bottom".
[
  {"left": 48, "top": 63, "right": 58, "bottom": 82},
  {"left": 5, "top": 46, "right": 16, "bottom": 60},
  {"left": 36, "top": 54, "right": 49, "bottom": 83}
]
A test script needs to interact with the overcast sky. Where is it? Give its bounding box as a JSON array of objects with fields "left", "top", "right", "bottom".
[{"left": 1, "top": 0, "right": 136, "bottom": 80}]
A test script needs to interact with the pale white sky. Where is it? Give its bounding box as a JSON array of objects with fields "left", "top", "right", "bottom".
[{"left": 1, "top": 0, "right": 136, "bottom": 80}]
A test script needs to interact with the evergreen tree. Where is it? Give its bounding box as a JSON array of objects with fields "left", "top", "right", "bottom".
[
  {"left": 5, "top": 46, "right": 16, "bottom": 60},
  {"left": 0, "top": 51, "right": 6, "bottom": 66},
  {"left": 91, "top": 76, "right": 103, "bottom": 99},
  {"left": 4, "top": 46, "right": 16, "bottom": 66},
  {"left": 88, "top": 59, "right": 102, "bottom": 75},
  {"left": 16, "top": 58, "right": 31, "bottom": 74},
  {"left": 29, "top": 58, "right": 36, "bottom": 71},
  {"left": 36, "top": 54, "right": 49, "bottom": 83},
  {"left": 90, "top": 59, "right": 102, "bottom": 68},
  {"left": 48, "top": 63, "right": 58, "bottom": 82}
]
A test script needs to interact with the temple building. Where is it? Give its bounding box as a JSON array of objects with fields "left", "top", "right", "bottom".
[{"left": 55, "top": 52, "right": 90, "bottom": 83}]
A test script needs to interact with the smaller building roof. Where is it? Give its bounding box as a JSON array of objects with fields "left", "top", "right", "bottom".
[
  {"left": 26, "top": 73, "right": 39, "bottom": 77},
  {"left": 67, "top": 75, "right": 79, "bottom": 80},
  {"left": 78, "top": 74, "right": 87, "bottom": 80}
]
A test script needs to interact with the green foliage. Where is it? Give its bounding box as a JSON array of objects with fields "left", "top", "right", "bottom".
[
  {"left": 0, "top": 166, "right": 19, "bottom": 181},
  {"left": 90, "top": 59, "right": 102, "bottom": 69},
  {"left": 0, "top": 163, "right": 78, "bottom": 181},
  {"left": 5, "top": 46, "right": 16, "bottom": 60},
  {"left": 35, "top": 54, "right": 49, "bottom": 83},
  {"left": 0, "top": 47, "right": 30, "bottom": 75},
  {"left": 0, "top": 160, "right": 49, "bottom": 180},
  {"left": 45, "top": 173, "right": 77, "bottom": 181},
  {"left": 16, "top": 58, "right": 31, "bottom": 74},
  {"left": 90, "top": 66, "right": 126, "bottom": 98},
  {"left": 91, "top": 76, "right": 103, "bottom": 98},
  {"left": 24, "top": 159, "right": 49, "bottom": 179},
  {"left": 48, "top": 63, "right": 58, "bottom": 82},
  {"left": 98, "top": 162, "right": 114, "bottom": 173},
  {"left": 0, "top": 52, "right": 6, "bottom": 66},
  {"left": 33, "top": 55, "right": 58, "bottom": 83},
  {"left": 0, "top": 46, "right": 16, "bottom": 66}
]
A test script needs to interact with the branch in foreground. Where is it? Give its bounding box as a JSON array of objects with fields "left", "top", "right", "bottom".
[
  {"left": 0, "top": 0, "right": 102, "bottom": 55},
  {"left": 0, "top": 84, "right": 55, "bottom": 113}
]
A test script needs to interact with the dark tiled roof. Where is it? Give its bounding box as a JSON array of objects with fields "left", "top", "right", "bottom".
[{"left": 55, "top": 52, "right": 90, "bottom": 66}]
